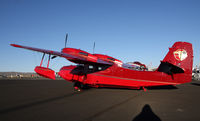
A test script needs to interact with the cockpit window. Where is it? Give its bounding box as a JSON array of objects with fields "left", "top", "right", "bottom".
[
  {"left": 107, "top": 57, "right": 115, "bottom": 61},
  {"left": 71, "top": 64, "right": 111, "bottom": 75},
  {"left": 86, "top": 65, "right": 111, "bottom": 73},
  {"left": 89, "top": 65, "right": 94, "bottom": 70},
  {"left": 98, "top": 67, "right": 102, "bottom": 70}
]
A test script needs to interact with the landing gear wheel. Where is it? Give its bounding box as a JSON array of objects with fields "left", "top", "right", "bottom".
[
  {"left": 74, "top": 86, "right": 81, "bottom": 92},
  {"left": 74, "top": 82, "right": 87, "bottom": 92},
  {"left": 74, "top": 82, "right": 81, "bottom": 92},
  {"left": 194, "top": 73, "right": 200, "bottom": 81}
]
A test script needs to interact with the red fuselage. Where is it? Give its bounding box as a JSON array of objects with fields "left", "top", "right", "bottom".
[
  {"left": 58, "top": 42, "right": 193, "bottom": 89},
  {"left": 58, "top": 64, "right": 191, "bottom": 89}
]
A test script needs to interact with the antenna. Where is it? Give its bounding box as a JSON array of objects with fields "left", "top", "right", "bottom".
[
  {"left": 93, "top": 41, "right": 96, "bottom": 54},
  {"left": 65, "top": 33, "right": 68, "bottom": 48}
]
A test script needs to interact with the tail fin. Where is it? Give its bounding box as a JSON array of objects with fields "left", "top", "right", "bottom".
[{"left": 157, "top": 42, "right": 193, "bottom": 82}]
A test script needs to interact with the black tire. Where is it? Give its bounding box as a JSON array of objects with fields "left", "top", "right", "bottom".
[{"left": 74, "top": 82, "right": 90, "bottom": 89}]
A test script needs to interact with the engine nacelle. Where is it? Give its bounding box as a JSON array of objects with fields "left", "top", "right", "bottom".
[
  {"left": 93, "top": 54, "right": 123, "bottom": 66},
  {"left": 34, "top": 66, "right": 55, "bottom": 80},
  {"left": 62, "top": 48, "right": 98, "bottom": 63}
]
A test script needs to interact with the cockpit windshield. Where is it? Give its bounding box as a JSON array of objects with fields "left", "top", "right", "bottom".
[{"left": 123, "top": 63, "right": 148, "bottom": 71}]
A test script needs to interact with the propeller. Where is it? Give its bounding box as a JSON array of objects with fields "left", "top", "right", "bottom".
[
  {"left": 52, "top": 33, "right": 68, "bottom": 59},
  {"left": 65, "top": 33, "right": 68, "bottom": 48},
  {"left": 93, "top": 41, "right": 95, "bottom": 54}
]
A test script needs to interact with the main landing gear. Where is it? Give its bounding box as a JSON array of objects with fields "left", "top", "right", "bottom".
[{"left": 73, "top": 82, "right": 89, "bottom": 92}]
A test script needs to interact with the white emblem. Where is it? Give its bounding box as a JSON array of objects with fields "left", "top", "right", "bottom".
[{"left": 173, "top": 49, "right": 188, "bottom": 61}]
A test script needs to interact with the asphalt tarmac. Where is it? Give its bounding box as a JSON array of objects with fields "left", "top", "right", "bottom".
[{"left": 0, "top": 78, "right": 200, "bottom": 121}]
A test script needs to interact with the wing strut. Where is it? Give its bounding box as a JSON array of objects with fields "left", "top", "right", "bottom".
[
  {"left": 35, "top": 53, "right": 55, "bottom": 80},
  {"left": 47, "top": 54, "right": 51, "bottom": 68},
  {"left": 40, "top": 53, "right": 45, "bottom": 67},
  {"left": 39, "top": 53, "right": 51, "bottom": 68}
]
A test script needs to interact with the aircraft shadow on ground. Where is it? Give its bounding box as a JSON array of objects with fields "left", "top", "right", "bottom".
[
  {"left": 146, "top": 85, "right": 178, "bottom": 90},
  {"left": 97, "top": 85, "right": 178, "bottom": 91},
  {"left": 97, "top": 87, "right": 136, "bottom": 91},
  {"left": 132, "top": 104, "right": 162, "bottom": 121},
  {"left": 191, "top": 82, "right": 200, "bottom": 86}
]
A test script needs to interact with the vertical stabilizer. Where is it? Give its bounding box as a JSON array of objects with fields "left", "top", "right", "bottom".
[{"left": 158, "top": 42, "right": 193, "bottom": 82}]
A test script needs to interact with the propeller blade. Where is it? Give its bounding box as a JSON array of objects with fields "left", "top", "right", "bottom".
[
  {"left": 93, "top": 41, "right": 95, "bottom": 54},
  {"left": 65, "top": 33, "right": 68, "bottom": 48}
]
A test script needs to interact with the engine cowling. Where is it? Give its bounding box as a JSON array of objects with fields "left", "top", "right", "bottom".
[
  {"left": 62, "top": 48, "right": 98, "bottom": 63},
  {"left": 58, "top": 66, "right": 85, "bottom": 82}
]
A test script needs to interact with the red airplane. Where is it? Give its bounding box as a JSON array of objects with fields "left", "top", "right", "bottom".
[{"left": 10, "top": 41, "right": 193, "bottom": 91}]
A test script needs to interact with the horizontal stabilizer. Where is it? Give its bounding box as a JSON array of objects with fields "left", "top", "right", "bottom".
[{"left": 157, "top": 61, "right": 184, "bottom": 75}]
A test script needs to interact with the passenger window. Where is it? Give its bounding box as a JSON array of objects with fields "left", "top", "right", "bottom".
[
  {"left": 89, "top": 65, "right": 94, "bottom": 70},
  {"left": 98, "top": 67, "right": 102, "bottom": 70}
]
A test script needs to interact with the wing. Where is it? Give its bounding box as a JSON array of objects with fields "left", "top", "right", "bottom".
[{"left": 10, "top": 44, "right": 113, "bottom": 65}]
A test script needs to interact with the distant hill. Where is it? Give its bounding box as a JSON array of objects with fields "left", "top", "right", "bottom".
[
  {"left": 0, "top": 72, "right": 38, "bottom": 78},
  {"left": 0, "top": 72, "right": 35, "bottom": 75},
  {"left": 0, "top": 72, "right": 60, "bottom": 79}
]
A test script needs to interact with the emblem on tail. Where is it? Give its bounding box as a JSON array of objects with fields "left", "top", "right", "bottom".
[{"left": 173, "top": 49, "right": 188, "bottom": 61}]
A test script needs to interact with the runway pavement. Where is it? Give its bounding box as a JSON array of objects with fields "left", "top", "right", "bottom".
[{"left": 0, "top": 78, "right": 200, "bottom": 121}]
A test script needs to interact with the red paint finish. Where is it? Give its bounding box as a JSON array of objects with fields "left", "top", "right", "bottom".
[
  {"left": 58, "top": 65, "right": 84, "bottom": 82},
  {"left": 93, "top": 54, "right": 123, "bottom": 66},
  {"left": 85, "top": 65, "right": 181, "bottom": 88},
  {"left": 162, "top": 42, "right": 193, "bottom": 75},
  {"left": 62, "top": 48, "right": 98, "bottom": 63},
  {"left": 59, "top": 42, "right": 193, "bottom": 89},
  {"left": 10, "top": 44, "right": 22, "bottom": 48},
  {"left": 34, "top": 66, "right": 55, "bottom": 80},
  {"left": 11, "top": 41, "right": 193, "bottom": 90}
]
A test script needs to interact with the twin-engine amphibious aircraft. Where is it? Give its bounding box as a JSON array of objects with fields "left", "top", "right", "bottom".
[{"left": 11, "top": 40, "right": 193, "bottom": 91}]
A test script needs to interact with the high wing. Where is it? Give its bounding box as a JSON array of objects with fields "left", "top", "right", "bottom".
[{"left": 10, "top": 44, "right": 113, "bottom": 65}]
